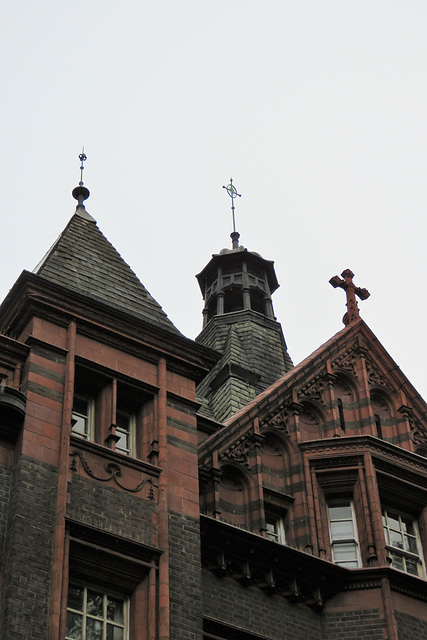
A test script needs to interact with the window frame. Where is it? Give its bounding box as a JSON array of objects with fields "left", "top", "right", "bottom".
[
  {"left": 71, "top": 395, "right": 95, "bottom": 441},
  {"left": 115, "top": 408, "right": 136, "bottom": 457},
  {"left": 382, "top": 508, "right": 425, "bottom": 578},
  {"left": 327, "top": 499, "right": 361, "bottom": 569},
  {"left": 265, "top": 513, "right": 286, "bottom": 545},
  {"left": 65, "top": 581, "right": 129, "bottom": 640}
]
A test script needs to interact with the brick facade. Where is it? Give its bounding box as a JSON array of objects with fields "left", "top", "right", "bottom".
[{"left": 0, "top": 194, "right": 426, "bottom": 639}]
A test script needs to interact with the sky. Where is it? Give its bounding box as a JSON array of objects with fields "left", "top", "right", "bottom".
[{"left": 0, "top": 1, "right": 426, "bottom": 399}]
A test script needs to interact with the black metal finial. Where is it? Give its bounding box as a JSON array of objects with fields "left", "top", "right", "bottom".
[
  {"left": 79, "top": 147, "right": 87, "bottom": 186},
  {"left": 72, "top": 147, "right": 90, "bottom": 206},
  {"left": 223, "top": 178, "right": 241, "bottom": 234}
]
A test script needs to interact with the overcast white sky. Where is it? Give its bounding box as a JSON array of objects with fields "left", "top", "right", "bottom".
[{"left": 1, "top": 1, "right": 426, "bottom": 399}]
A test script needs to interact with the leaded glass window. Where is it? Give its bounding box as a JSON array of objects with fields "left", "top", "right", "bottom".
[{"left": 66, "top": 584, "right": 127, "bottom": 640}]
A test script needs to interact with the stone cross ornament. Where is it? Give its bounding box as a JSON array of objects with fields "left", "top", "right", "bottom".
[{"left": 329, "top": 269, "right": 370, "bottom": 326}]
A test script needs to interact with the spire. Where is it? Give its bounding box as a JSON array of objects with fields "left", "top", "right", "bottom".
[
  {"left": 223, "top": 178, "right": 241, "bottom": 249},
  {"left": 72, "top": 147, "right": 90, "bottom": 210},
  {"left": 329, "top": 269, "right": 370, "bottom": 325}
]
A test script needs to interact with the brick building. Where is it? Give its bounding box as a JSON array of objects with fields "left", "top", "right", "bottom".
[{"left": 0, "top": 181, "right": 426, "bottom": 640}]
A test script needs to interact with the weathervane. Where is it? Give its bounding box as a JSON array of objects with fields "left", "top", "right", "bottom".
[
  {"left": 79, "top": 147, "right": 87, "bottom": 186},
  {"left": 223, "top": 178, "right": 241, "bottom": 234}
]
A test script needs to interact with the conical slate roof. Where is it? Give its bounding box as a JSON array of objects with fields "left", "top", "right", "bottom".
[{"left": 35, "top": 207, "right": 181, "bottom": 335}]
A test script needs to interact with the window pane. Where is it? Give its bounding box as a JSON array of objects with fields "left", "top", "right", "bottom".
[
  {"left": 401, "top": 515, "right": 415, "bottom": 536},
  {"left": 329, "top": 504, "right": 352, "bottom": 520},
  {"left": 339, "top": 559, "right": 359, "bottom": 569},
  {"left": 86, "top": 618, "right": 103, "bottom": 640},
  {"left": 67, "top": 584, "right": 84, "bottom": 612},
  {"left": 330, "top": 520, "right": 354, "bottom": 540},
  {"left": 387, "top": 512, "right": 401, "bottom": 531},
  {"left": 333, "top": 542, "right": 357, "bottom": 563},
  {"left": 404, "top": 535, "right": 418, "bottom": 554},
  {"left": 389, "top": 551, "right": 405, "bottom": 571},
  {"left": 116, "top": 430, "right": 129, "bottom": 453},
  {"left": 107, "top": 625, "right": 124, "bottom": 640},
  {"left": 65, "top": 611, "right": 83, "bottom": 639},
  {"left": 389, "top": 530, "right": 404, "bottom": 550},
  {"left": 72, "top": 414, "right": 88, "bottom": 437},
  {"left": 86, "top": 590, "right": 103, "bottom": 617},
  {"left": 406, "top": 557, "right": 419, "bottom": 576},
  {"left": 107, "top": 597, "right": 124, "bottom": 624}
]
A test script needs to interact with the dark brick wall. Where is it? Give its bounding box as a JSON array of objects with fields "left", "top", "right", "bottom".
[
  {"left": 202, "top": 568, "right": 323, "bottom": 640},
  {"left": 1, "top": 456, "right": 58, "bottom": 640},
  {"left": 67, "top": 474, "right": 156, "bottom": 546},
  {"left": 0, "top": 462, "right": 12, "bottom": 566},
  {"left": 395, "top": 611, "right": 427, "bottom": 639},
  {"left": 322, "top": 609, "right": 384, "bottom": 640},
  {"left": 169, "top": 511, "right": 203, "bottom": 640}
]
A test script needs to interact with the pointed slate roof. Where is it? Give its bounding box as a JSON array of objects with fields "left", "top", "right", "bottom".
[{"left": 35, "top": 207, "right": 181, "bottom": 335}]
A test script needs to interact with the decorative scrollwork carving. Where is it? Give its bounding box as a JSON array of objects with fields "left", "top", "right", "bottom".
[
  {"left": 298, "top": 376, "right": 327, "bottom": 406},
  {"left": 332, "top": 349, "right": 358, "bottom": 376},
  {"left": 260, "top": 407, "right": 290, "bottom": 434},
  {"left": 365, "top": 357, "right": 390, "bottom": 389},
  {"left": 219, "top": 435, "right": 253, "bottom": 468},
  {"left": 70, "top": 450, "right": 156, "bottom": 499}
]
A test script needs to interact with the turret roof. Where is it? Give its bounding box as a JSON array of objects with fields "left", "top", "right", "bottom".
[{"left": 35, "top": 207, "right": 181, "bottom": 335}]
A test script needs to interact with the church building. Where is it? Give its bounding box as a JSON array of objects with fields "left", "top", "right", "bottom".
[{"left": 0, "top": 169, "right": 426, "bottom": 640}]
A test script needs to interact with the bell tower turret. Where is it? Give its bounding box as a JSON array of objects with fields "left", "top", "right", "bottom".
[{"left": 195, "top": 181, "right": 293, "bottom": 422}]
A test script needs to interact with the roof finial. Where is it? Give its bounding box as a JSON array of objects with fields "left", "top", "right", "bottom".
[
  {"left": 79, "top": 146, "right": 87, "bottom": 186},
  {"left": 329, "top": 269, "right": 370, "bottom": 325},
  {"left": 223, "top": 178, "right": 241, "bottom": 249},
  {"left": 72, "top": 147, "right": 90, "bottom": 208}
]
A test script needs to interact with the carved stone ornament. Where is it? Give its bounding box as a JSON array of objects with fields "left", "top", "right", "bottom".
[
  {"left": 219, "top": 434, "right": 253, "bottom": 468},
  {"left": 332, "top": 349, "right": 358, "bottom": 376},
  {"left": 70, "top": 450, "right": 156, "bottom": 500},
  {"left": 365, "top": 357, "right": 390, "bottom": 390},
  {"left": 260, "top": 407, "right": 290, "bottom": 434},
  {"left": 298, "top": 376, "right": 327, "bottom": 406},
  {"left": 412, "top": 423, "right": 427, "bottom": 448}
]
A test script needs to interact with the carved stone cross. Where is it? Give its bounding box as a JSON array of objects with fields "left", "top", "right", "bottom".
[{"left": 329, "top": 269, "right": 370, "bottom": 325}]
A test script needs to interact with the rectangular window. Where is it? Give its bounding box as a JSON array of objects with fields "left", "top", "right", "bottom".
[
  {"left": 265, "top": 513, "right": 286, "bottom": 544},
  {"left": 115, "top": 409, "right": 135, "bottom": 456},
  {"left": 71, "top": 396, "right": 94, "bottom": 441},
  {"left": 382, "top": 509, "right": 424, "bottom": 577},
  {"left": 66, "top": 583, "right": 128, "bottom": 640},
  {"left": 328, "top": 500, "right": 360, "bottom": 568}
]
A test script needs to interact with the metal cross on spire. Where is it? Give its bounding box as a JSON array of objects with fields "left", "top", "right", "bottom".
[
  {"left": 223, "top": 178, "right": 242, "bottom": 249},
  {"left": 329, "top": 269, "right": 370, "bottom": 325},
  {"left": 79, "top": 147, "right": 87, "bottom": 186},
  {"left": 223, "top": 178, "right": 241, "bottom": 234}
]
